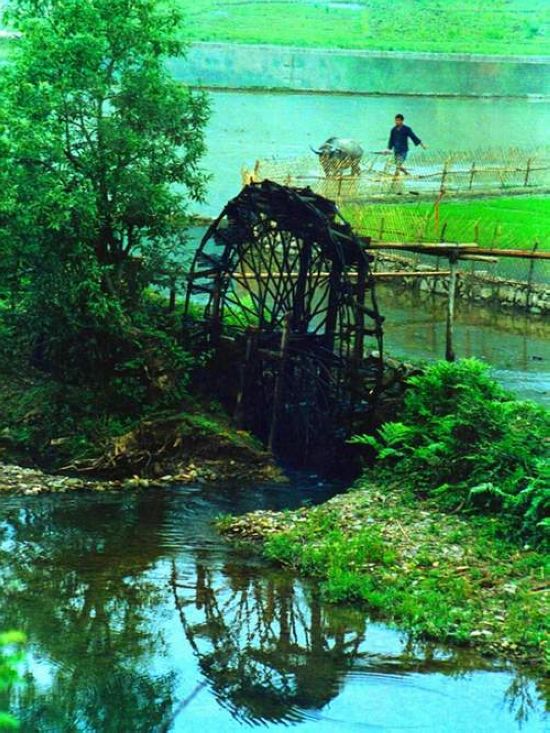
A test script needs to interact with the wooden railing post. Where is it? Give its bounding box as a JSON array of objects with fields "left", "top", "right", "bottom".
[
  {"left": 526, "top": 241, "right": 539, "bottom": 312},
  {"left": 440, "top": 160, "right": 448, "bottom": 192},
  {"left": 468, "top": 162, "right": 476, "bottom": 190},
  {"left": 445, "top": 254, "right": 458, "bottom": 362}
]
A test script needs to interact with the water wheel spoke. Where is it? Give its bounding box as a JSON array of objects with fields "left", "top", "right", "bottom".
[{"left": 183, "top": 180, "right": 384, "bottom": 460}]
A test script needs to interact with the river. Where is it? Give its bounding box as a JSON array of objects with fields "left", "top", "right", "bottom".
[{"left": 0, "top": 482, "right": 548, "bottom": 732}]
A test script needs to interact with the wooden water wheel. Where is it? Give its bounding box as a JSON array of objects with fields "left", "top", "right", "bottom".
[{"left": 184, "top": 181, "right": 384, "bottom": 461}]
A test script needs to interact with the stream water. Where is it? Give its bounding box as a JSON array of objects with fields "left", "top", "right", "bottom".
[
  {"left": 0, "top": 482, "right": 548, "bottom": 732},
  {"left": 376, "top": 285, "right": 550, "bottom": 405}
]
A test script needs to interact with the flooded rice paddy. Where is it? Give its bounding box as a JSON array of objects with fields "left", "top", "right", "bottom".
[{"left": 200, "top": 91, "right": 550, "bottom": 216}]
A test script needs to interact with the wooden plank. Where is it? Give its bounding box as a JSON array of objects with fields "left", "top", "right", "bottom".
[{"left": 457, "top": 255, "right": 499, "bottom": 263}]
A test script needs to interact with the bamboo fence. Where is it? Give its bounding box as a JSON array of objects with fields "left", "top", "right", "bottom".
[{"left": 243, "top": 146, "right": 550, "bottom": 200}]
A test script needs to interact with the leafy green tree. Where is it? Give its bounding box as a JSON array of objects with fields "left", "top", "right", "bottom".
[{"left": 0, "top": 0, "right": 209, "bottom": 385}]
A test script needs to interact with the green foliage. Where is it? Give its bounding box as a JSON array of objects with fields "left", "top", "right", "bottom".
[
  {"left": 0, "top": 631, "right": 25, "bottom": 730},
  {"left": 352, "top": 360, "right": 550, "bottom": 544},
  {"left": 0, "top": 299, "right": 200, "bottom": 467},
  {"left": 0, "top": 0, "right": 209, "bottom": 386}
]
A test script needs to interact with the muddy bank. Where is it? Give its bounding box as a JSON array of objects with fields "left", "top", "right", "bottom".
[
  {"left": 0, "top": 409, "right": 282, "bottom": 494},
  {"left": 0, "top": 451, "right": 281, "bottom": 495}
]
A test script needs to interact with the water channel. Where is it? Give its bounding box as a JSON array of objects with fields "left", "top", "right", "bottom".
[{"left": 1, "top": 482, "right": 548, "bottom": 732}]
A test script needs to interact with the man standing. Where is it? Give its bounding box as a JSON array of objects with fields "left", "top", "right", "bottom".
[{"left": 386, "top": 114, "right": 427, "bottom": 174}]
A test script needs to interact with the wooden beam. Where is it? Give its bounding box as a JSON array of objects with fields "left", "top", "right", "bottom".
[
  {"left": 361, "top": 239, "right": 550, "bottom": 260},
  {"left": 234, "top": 270, "right": 452, "bottom": 281}
]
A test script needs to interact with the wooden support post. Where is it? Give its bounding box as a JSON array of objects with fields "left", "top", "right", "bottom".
[
  {"left": 209, "top": 273, "right": 223, "bottom": 346},
  {"left": 432, "top": 221, "right": 447, "bottom": 293},
  {"left": 526, "top": 241, "right": 539, "bottom": 312},
  {"left": 378, "top": 217, "right": 385, "bottom": 240},
  {"left": 354, "top": 256, "right": 367, "bottom": 363},
  {"left": 445, "top": 256, "right": 458, "bottom": 362},
  {"left": 234, "top": 328, "right": 258, "bottom": 427},
  {"left": 324, "top": 259, "right": 343, "bottom": 353},
  {"left": 524, "top": 158, "right": 532, "bottom": 187},
  {"left": 268, "top": 313, "right": 292, "bottom": 454},
  {"left": 292, "top": 238, "right": 312, "bottom": 331}
]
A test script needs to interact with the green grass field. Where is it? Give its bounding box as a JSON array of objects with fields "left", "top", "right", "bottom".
[
  {"left": 343, "top": 196, "right": 550, "bottom": 250},
  {"left": 1, "top": 1, "right": 548, "bottom": 55},
  {"left": 179, "top": 0, "right": 549, "bottom": 56}
]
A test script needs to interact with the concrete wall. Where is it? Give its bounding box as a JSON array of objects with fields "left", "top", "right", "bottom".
[{"left": 169, "top": 43, "right": 550, "bottom": 98}]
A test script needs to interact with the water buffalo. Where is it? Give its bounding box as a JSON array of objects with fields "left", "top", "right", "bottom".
[{"left": 311, "top": 137, "right": 363, "bottom": 176}]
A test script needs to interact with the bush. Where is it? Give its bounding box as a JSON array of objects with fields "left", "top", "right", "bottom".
[{"left": 350, "top": 360, "right": 549, "bottom": 544}]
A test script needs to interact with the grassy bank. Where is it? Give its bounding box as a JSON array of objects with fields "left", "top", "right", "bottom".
[
  {"left": 219, "top": 484, "right": 549, "bottom": 666},
  {"left": 219, "top": 361, "right": 549, "bottom": 667},
  {"left": 343, "top": 196, "right": 550, "bottom": 251},
  {"left": 0, "top": 364, "right": 280, "bottom": 487},
  {"left": 179, "top": 0, "right": 549, "bottom": 56}
]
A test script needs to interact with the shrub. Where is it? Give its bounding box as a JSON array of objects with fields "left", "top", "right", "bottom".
[{"left": 351, "top": 360, "right": 549, "bottom": 544}]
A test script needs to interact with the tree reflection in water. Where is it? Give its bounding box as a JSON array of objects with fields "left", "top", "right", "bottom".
[
  {"left": 0, "top": 497, "right": 176, "bottom": 732},
  {"left": 171, "top": 554, "right": 367, "bottom": 725},
  {"left": 0, "top": 492, "right": 547, "bottom": 732}
]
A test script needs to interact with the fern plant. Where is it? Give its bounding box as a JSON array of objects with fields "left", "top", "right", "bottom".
[{"left": 352, "top": 360, "right": 549, "bottom": 545}]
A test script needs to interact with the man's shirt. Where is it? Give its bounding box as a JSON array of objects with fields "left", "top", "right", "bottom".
[{"left": 388, "top": 125, "right": 422, "bottom": 153}]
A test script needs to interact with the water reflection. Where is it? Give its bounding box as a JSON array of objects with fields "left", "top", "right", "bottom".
[
  {"left": 0, "top": 488, "right": 548, "bottom": 732},
  {"left": 171, "top": 557, "right": 367, "bottom": 724},
  {"left": 170, "top": 554, "right": 549, "bottom": 730},
  {"left": 0, "top": 497, "right": 176, "bottom": 732}
]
